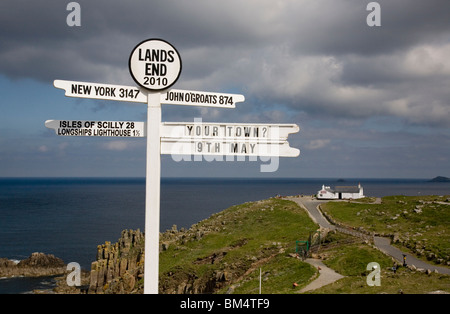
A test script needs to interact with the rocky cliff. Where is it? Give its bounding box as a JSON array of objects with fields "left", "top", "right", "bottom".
[
  {"left": 0, "top": 252, "right": 66, "bottom": 278},
  {"left": 88, "top": 229, "right": 145, "bottom": 294}
]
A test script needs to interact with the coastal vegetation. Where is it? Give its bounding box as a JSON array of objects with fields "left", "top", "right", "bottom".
[
  {"left": 321, "top": 195, "right": 450, "bottom": 266},
  {"left": 15, "top": 195, "right": 449, "bottom": 294},
  {"left": 157, "top": 195, "right": 449, "bottom": 294},
  {"left": 158, "top": 198, "right": 319, "bottom": 294}
]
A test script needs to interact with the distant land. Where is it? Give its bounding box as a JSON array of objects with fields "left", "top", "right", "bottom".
[{"left": 429, "top": 176, "right": 450, "bottom": 182}]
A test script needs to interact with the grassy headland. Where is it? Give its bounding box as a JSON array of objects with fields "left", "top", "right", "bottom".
[
  {"left": 320, "top": 195, "right": 450, "bottom": 266},
  {"left": 76, "top": 196, "right": 449, "bottom": 294},
  {"left": 156, "top": 196, "right": 449, "bottom": 294},
  {"left": 158, "top": 198, "right": 319, "bottom": 293}
]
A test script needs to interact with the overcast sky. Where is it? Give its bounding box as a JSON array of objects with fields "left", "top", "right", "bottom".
[{"left": 0, "top": 0, "right": 449, "bottom": 178}]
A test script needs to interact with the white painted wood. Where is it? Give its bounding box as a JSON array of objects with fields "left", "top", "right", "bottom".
[
  {"left": 44, "top": 120, "right": 146, "bottom": 137},
  {"left": 54, "top": 79, "right": 147, "bottom": 103},
  {"left": 144, "top": 93, "right": 161, "bottom": 294}
]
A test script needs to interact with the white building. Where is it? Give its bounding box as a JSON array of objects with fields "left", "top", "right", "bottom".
[{"left": 317, "top": 183, "right": 364, "bottom": 200}]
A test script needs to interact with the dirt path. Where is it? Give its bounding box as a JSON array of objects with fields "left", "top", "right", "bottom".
[
  {"left": 298, "top": 258, "right": 344, "bottom": 293},
  {"left": 374, "top": 236, "right": 450, "bottom": 275},
  {"left": 287, "top": 195, "right": 450, "bottom": 292}
]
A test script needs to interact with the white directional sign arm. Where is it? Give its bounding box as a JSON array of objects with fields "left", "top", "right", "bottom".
[
  {"left": 54, "top": 80, "right": 147, "bottom": 103},
  {"left": 160, "top": 122, "right": 299, "bottom": 141},
  {"left": 161, "top": 89, "right": 245, "bottom": 108},
  {"left": 45, "top": 120, "right": 146, "bottom": 137},
  {"left": 161, "top": 139, "right": 300, "bottom": 157},
  {"left": 159, "top": 122, "right": 300, "bottom": 157},
  {"left": 54, "top": 79, "right": 246, "bottom": 109}
]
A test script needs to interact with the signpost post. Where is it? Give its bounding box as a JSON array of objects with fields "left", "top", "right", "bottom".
[
  {"left": 144, "top": 92, "right": 162, "bottom": 294},
  {"left": 128, "top": 39, "right": 183, "bottom": 294},
  {"left": 47, "top": 38, "right": 300, "bottom": 294}
]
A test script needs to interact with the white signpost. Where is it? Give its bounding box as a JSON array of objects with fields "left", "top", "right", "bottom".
[{"left": 47, "top": 38, "right": 300, "bottom": 294}]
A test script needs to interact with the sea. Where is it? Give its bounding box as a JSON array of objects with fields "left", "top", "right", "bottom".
[{"left": 0, "top": 177, "right": 449, "bottom": 294}]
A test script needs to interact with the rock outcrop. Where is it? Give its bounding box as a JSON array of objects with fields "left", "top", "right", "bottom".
[
  {"left": 88, "top": 229, "right": 145, "bottom": 294},
  {"left": 0, "top": 252, "right": 66, "bottom": 278}
]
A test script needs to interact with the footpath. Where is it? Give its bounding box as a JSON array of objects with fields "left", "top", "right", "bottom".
[
  {"left": 286, "top": 196, "right": 450, "bottom": 292},
  {"left": 298, "top": 258, "right": 344, "bottom": 293}
]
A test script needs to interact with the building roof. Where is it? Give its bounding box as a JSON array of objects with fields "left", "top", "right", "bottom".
[{"left": 332, "top": 186, "right": 360, "bottom": 193}]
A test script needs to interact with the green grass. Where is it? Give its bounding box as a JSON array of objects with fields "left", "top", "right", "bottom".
[
  {"left": 109, "top": 196, "right": 450, "bottom": 294},
  {"left": 305, "top": 234, "right": 450, "bottom": 294},
  {"left": 221, "top": 254, "right": 317, "bottom": 294},
  {"left": 323, "top": 243, "right": 392, "bottom": 276},
  {"left": 313, "top": 266, "right": 450, "bottom": 294},
  {"left": 158, "top": 198, "right": 319, "bottom": 293},
  {"left": 321, "top": 195, "right": 450, "bottom": 266}
]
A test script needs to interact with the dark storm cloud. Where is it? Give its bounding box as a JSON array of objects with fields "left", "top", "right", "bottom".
[
  {"left": 1, "top": 0, "right": 449, "bottom": 127},
  {"left": 0, "top": 0, "right": 449, "bottom": 178},
  {"left": 2, "top": 0, "right": 449, "bottom": 77},
  {"left": 290, "top": 0, "right": 450, "bottom": 55}
]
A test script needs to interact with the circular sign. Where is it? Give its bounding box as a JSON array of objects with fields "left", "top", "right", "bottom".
[{"left": 129, "top": 39, "right": 182, "bottom": 91}]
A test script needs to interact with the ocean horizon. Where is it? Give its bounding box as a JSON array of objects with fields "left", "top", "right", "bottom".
[{"left": 0, "top": 176, "right": 449, "bottom": 293}]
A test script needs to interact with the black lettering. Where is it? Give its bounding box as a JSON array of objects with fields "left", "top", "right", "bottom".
[
  {"left": 145, "top": 63, "right": 167, "bottom": 76},
  {"left": 167, "top": 50, "right": 175, "bottom": 62},
  {"left": 71, "top": 84, "right": 91, "bottom": 95},
  {"left": 83, "top": 85, "right": 91, "bottom": 94},
  {"left": 145, "top": 63, "right": 153, "bottom": 76},
  {"left": 161, "top": 50, "right": 168, "bottom": 62},
  {"left": 140, "top": 49, "right": 174, "bottom": 62},
  {"left": 152, "top": 49, "right": 160, "bottom": 62},
  {"left": 145, "top": 49, "right": 151, "bottom": 61},
  {"left": 160, "top": 64, "right": 167, "bottom": 76}
]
